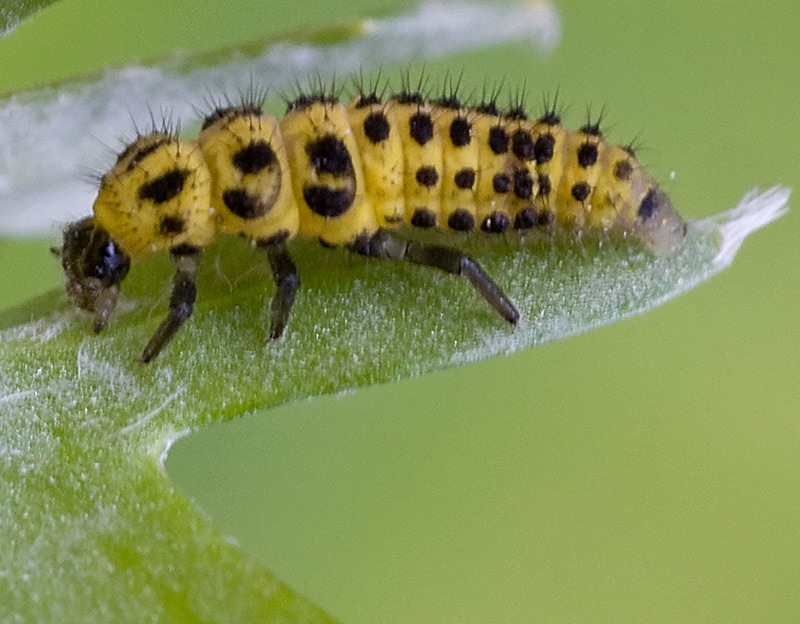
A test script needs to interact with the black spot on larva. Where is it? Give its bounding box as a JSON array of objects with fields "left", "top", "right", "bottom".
[
  {"left": 286, "top": 93, "right": 337, "bottom": 114},
  {"left": 538, "top": 110, "right": 561, "bottom": 126},
  {"left": 488, "top": 126, "right": 508, "bottom": 154},
  {"left": 435, "top": 95, "right": 461, "bottom": 109},
  {"left": 638, "top": 188, "right": 658, "bottom": 220},
  {"left": 202, "top": 104, "right": 262, "bottom": 130},
  {"left": 511, "top": 130, "right": 535, "bottom": 161},
  {"left": 354, "top": 93, "right": 382, "bottom": 108},
  {"left": 571, "top": 181, "right": 591, "bottom": 202},
  {"left": 302, "top": 185, "right": 354, "bottom": 217},
  {"left": 505, "top": 106, "right": 527, "bottom": 121},
  {"left": 384, "top": 214, "right": 404, "bottom": 224},
  {"left": 394, "top": 91, "right": 424, "bottom": 105},
  {"left": 538, "top": 174, "right": 551, "bottom": 196},
  {"left": 138, "top": 168, "right": 188, "bottom": 204},
  {"left": 538, "top": 211, "right": 555, "bottom": 227},
  {"left": 409, "top": 113, "right": 434, "bottom": 146},
  {"left": 224, "top": 188, "right": 264, "bottom": 219},
  {"left": 577, "top": 142, "right": 598, "bottom": 168},
  {"left": 580, "top": 122, "right": 603, "bottom": 137},
  {"left": 233, "top": 140, "right": 276, "bottom": 175},
  {"left": 614, "top": 159, "right": 633, "bottom": 181},
  {"left": 449, "top": 117, "right": 472, "bottom": 147},
  {"left": 513, "top": 170, "right": 534, "bottom": 199},
  {"left": 170, "top": 243, "right": 201, "bottom": 257},
  {"left": 256, "top": 229, "right": 291, "bottom": 246},
  {"left": 448, "top": 209, "right": 475, "bottom": 231},
  {"left": 411, "top": 208, "right": 437, "bottom": 228},
  {"left": 287, "top": 94, "right": 314, "bottom": 113},
  {"left": 492, "top": 173, "right": 511, "bottom": 194},
  {"left": 363, "top": 112, "right": 390, "bottom": 144},
  {"left": 120, "top": 140, "right": 165, "bottom": 171},
  {"left": 475, "top": 100, "right": 499, "bottom": 116},
  {"left": 306, "top": 135, "right": 353, "bottom": 177},
  {"left": 454, "top": 168, "right": 475, "bottom": 189},
  {"left": 158, "top": 215, "right": 185, "bottom": 236},
  {"left": 415, "top": 166, "right": 439, "bottom": 188},
  {"left": 534, "top": 133, "right": 555, "bottom": 164},
  {"left": 481, "top": 212, "right": 511, "bottom": 233},
  {"left": 514, "top": 208, "right": 538, "bottom": 230}
]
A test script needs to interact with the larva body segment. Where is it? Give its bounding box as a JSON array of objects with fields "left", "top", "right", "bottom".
[
  {"left": 280, "top": 99, "right": 378, "bottom": 247},
  {"left": 434, "top": 103, "right": 480, "bottom": 232},
  {"left": 197, "top": 105, "right": 299, "bottom": 245},
  {"left": 554, "top": 127, "right": 607, "bottom": 230},
  {"left": 92, "top": 133, "right": 215, "bottom": 259},
  {"left": 347, "top": 97, "right": 406, "bottom": 228},
  {"left": 504, "top": 115, "right": 541, "bottom": 230},
  {"left": 472, "top": 109, "right": 516, "bottom": 232},
  {"left": 58, "top": 79, "right": 687, "bottom": 362},
  {"left": 528, "top": 115, "right": 566, "bottom": 226},
  {"left": 587, "top": 143, "right": 641, "bottom": 231},
  {"left": 391, "top": 96, "right": 444, "bottom": 229}
]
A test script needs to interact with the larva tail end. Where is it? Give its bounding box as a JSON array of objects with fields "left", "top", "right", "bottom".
[{"left": 632, "top": 188, "right": 687, "bottom": 257}]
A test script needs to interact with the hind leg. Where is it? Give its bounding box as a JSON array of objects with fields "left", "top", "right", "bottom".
[{"left": 349, "top": 229, "right": 519, "bottom": 324}]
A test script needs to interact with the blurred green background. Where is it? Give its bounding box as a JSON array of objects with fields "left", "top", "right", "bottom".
[{"left": 1, "top": 0, "right": 798, "bottom": 622}]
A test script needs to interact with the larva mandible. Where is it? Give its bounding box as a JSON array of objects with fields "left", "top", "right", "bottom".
[{"left": 56, "top": 77, "right": 687, "bottom": 362}]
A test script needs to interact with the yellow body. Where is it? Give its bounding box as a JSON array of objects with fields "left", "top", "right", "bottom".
[
  {"left": 473, "top": 113, "right": 515, "bottom": 228},
  {"left": 586, "top": 143, "right": 639, "bottom": 230},
  {"left": 198, "top": 108, "right": 299, "bottom": 244},
  {"left": 391, "top": 99, "right": 443, "bottom": 228},
  {"left": 280, "top": 101, "right": 377, "bottom": 246},
  {"left": 347, "top": 98, "right": 406, "bottom": 228},
  {"left": 91, "top": 94, "right": 680, "bottom": 259},
  {"left": 530, "top": 118, "right": 567, "bottom": 224},
  {"left": 92, "top": 133, "right": 215, "bottom": 259},
  {"left": 551, "top": 129, "right": 606, "bottom": 230},
  {"left": 435, "top": 106, "right": 479, "bottom": 230},
  {"left": 505, "top": 117, "right": 541, "bottom": 225}
]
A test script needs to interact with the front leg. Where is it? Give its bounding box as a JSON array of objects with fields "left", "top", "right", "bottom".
[{"left": 140, "top": 245, "right": 201, "bottom": 363}]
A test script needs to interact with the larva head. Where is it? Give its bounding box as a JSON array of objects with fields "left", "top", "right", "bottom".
[
  {"left": 630, "top": 187, "right": 687, "bottom": 256},
  {"left": 57, "top": 216, "right": 130, "bottom": 332}
]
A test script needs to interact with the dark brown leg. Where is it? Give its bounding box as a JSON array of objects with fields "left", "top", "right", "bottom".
[
  {"left": 140, "top": 246, "right": 201, "bottom": 363},
  {"left": 260, "top": 237, "right": 300, "bottom": 340},
  {"left": 350, "top": 229, "right": 519, "bottom": 325}
]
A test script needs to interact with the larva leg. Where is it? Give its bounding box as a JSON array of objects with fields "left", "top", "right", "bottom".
[
  {"left": 140, "top": 246, "right": 201, "bottom": 363},
  {"left": 260, "top": 237, "right": 300, "bottom": 340},
  {"left": 351, "top": 229, "right": 520, "bottom": 325}
]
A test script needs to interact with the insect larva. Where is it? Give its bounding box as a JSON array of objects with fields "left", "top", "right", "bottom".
[{"left": 56, "top": 80, "right": 686, "bottom": 362}]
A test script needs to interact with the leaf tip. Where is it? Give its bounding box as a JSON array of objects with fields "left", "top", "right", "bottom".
[{"left": 694, "top": 185, "right": 790, "bottom": 268}]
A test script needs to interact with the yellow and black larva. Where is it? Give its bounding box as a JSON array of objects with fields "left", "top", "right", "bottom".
[{"left": 57, "top": 80, "right": 687, "bottom": 362}]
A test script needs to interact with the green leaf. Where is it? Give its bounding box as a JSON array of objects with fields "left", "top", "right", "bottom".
[
  {"left": 0, "top": 0, "right": 60, "bottom": 37},
  {"left": 0, "top": 186, "right": 789, "bottom": 622}
]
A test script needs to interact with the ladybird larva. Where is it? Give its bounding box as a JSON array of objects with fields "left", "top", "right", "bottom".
[{"left": 56, "top": 79, "right": 686, "bottom": 362}]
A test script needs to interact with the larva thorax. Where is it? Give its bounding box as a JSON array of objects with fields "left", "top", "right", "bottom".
[
  {"left": 93, "top": 130, "right": 214, "bottom": 259},
  {"left": 197, "top": 104, "right": 299, "bottom": 246}
]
